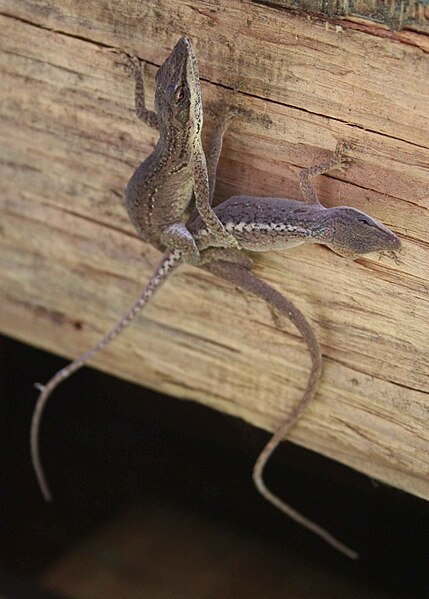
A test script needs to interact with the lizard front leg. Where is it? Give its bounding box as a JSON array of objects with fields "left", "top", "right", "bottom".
[
  {"left": 299, "top": 142, "right": 351, "bottom": 205},
  {"left": 192, "top": 151, "right": 240, "bottom": 249},
  {"left": 123, "top": 54, "right": 159, "bottom": 130},
  {"left": 191, "top": 87, "right": 242, "bottom": 246},
  {"left": 159, "top": 222, "right": 200, "bottom": 263},
  {"left": 187, "top": 105, "right": 236, "bottom": 229}
]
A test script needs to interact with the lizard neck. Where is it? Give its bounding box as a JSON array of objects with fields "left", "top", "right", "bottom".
[
  {"left": 305, "top": 206, "right": 338, "bottom": 241},
  {"left": 158, "top": 119, "right": 200, "bottom": 166}
]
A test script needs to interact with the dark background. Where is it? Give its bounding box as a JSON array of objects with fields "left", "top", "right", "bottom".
[{"left": 1, "top": 334, "right": 428, "bottom": 598}]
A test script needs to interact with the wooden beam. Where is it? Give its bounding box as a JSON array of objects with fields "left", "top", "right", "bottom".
[{"left": 0, "top": 1, "right": 428, "bottom": 500}]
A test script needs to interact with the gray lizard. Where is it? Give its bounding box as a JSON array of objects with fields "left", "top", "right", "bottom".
[
  {"left": 30, "top": 38, "right": 400, "bottom": 560},
  {"left": 124, "top": 36, "right": 238, "bottom": 262}
]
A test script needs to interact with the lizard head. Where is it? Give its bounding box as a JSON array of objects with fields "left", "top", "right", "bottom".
[
  {"left": 322, "top": 206, "right": 401, "bottom": 259},
  {"left": 154, "top": 36, "right": 202, "bottom": 134}
]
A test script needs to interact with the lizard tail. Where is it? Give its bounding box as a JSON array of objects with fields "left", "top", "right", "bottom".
[
  {"left": 205, "top": 260, "right": 358, "bottom": 560},
  {"left": 31, "top": 250, "right": 182, "bottom": 502}
]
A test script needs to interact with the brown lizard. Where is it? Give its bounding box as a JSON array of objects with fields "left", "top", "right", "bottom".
[
  {"left": 192, "top": 142, "right": 400, "bottom": 260},
  {"left": 124, "top": 36, "right": 238, "bottom": 261},
  {"left": 30, "top": 39, "right": 400, "bottom": 559},
  {"left": 31, "top": 144, "right": 399, "bottom": 558}
]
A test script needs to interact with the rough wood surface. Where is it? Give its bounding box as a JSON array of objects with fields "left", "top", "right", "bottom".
[
  {"left": 0, "top": 1, "right": 428, "bottom": 499},
  {"left": 253, "top": 0, "right": 429, "bottom": 33}
]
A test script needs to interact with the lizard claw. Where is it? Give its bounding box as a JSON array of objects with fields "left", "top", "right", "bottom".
[
  {"left": 210, "top": 105, "right": 241, "bottom": 134},
  {"left": 378, "top": 249, "right": 401, "bottom": 265},
  {"left": 115, "top": 52, "right": 143, "bottom": 78}
]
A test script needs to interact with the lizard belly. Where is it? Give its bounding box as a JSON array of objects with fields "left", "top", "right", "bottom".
[
  {"left": 235, "top": 234, "right": 306, "bottom": 252},
  {"left": 125, "top": 159, "right": 193, "bottom": 244},
  {"left": 150, "top": 173, "right": 194, "bottom": 227}
]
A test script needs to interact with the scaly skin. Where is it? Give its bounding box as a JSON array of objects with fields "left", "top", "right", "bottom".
[
  {"left": 192, "top": 142, "right": 400, "bottom": 259},
  {"left": 124, "top": 36, "right": 238, "bottom": 262},
  {"left": 193, "top": 195, "right": 400, "bottom": 258}
]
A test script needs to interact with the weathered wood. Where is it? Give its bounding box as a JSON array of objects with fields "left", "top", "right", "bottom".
[
  {"left": 253, "top": 0, "right": 429, "bottom": 33},
  {"left": 0, "top": 1, "right": 428, "bottom": 499}
]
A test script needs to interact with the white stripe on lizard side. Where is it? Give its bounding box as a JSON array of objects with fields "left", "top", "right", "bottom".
[{"left": 224, "top": 221, "right": 310, "bottom": 235}]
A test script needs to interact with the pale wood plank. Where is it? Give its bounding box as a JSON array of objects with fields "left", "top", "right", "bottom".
[{"left": 0, "top": 3, "right": 428, "bottom": 500}]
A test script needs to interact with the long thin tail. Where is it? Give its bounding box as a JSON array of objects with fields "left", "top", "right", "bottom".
[
  {"left": 31, "top": 250, "right": 182, "bottom": 502},
  {"left": 205, "top": 260, "right": 358, "bottom": 559}
]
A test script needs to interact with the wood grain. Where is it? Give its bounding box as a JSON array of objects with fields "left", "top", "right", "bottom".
[
  {"left": 251, "top": 0, "right": 429, "bottom": 33},
  {"left": 0, "top": 1, "right": 428, "bottom": 499}
]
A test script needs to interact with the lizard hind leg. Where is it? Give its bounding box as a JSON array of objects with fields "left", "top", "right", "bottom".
[
  {"left": 206, "top": 105, "right": 241, "bottom": 205},
  {"left": 198, "top": 247, "right": 253, "bottom": 269},
  {"left": 299, "top": 142, "right": 352, "bottom": 205},
  {"left": 160, "top": 222, "right": 201, "bottom": 263}
]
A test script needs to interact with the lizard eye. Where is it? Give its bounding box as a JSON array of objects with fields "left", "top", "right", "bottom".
[
  {"left": 174, "top": 84, "right": 188, "bottom": 103},
  {"left": 358, "top": 217, "right": 372, "bottom": 226}
]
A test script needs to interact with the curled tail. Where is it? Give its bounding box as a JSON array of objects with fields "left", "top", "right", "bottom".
[
  {"left": 31, "top": 250, "right": 182, "bottom": 502},
  {"left": 205, "top": 260, "right": 358, "bottom": 559}
]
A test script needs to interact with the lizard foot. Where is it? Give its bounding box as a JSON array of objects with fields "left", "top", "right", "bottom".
[
  {"left": 333, "top": 141, "right": 352, "bottom": 173},
  {"left": 115, "top": 51, "right": 142, "bottom": 78},
  {"left": 378, "top": 249, "right": 401, "bottom": 265}
]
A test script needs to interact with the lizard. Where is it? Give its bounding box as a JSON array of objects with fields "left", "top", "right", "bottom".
[
  {"left": 192, "top": 144, "right": 400, "bottom": 561},
  {"left": 192, "top": 142, "right": 401, "bottom": 260},
  {"left": 30, "top": 36, "right": 250, "bottom": 505},
  {"left": 30, "top": 39, "right": 400, "bottom": 558},
  {"left": 123, "top": 35, "right": 238, "bottom": 262},
  {"left": 30, "top": 143, "right": 399, "bottom": 558}
]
